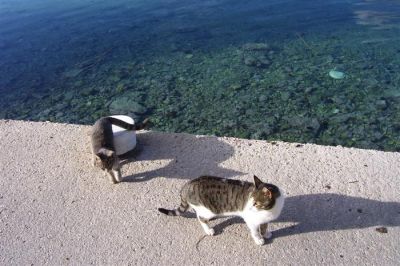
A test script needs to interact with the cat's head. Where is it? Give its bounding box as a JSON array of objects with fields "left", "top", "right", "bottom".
[
  {"left": 95, "top": 148, "right": 120, "bottom": 171},
  {"left": 251, "top": 175, "right": 281, "bottom": 210}
]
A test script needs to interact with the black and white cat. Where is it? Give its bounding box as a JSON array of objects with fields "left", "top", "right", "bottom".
[{"left": 91, "top": 116, "right": 148, "bottom": 183}]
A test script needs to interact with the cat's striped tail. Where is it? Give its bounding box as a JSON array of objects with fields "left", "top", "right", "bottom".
[
  {"left": 134, "top": 117, "right": 150, "bottom": 130},
  {"left": 158, "top": 200, "right": 189, "bottom": 216}
]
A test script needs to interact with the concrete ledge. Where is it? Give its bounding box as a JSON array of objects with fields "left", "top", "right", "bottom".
[{"left": 0, "top": 120, "right": 399, "bottom": 265}]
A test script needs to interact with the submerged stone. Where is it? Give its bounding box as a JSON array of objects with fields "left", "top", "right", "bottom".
[
  {"left": 109, "top": 96, "right": 147, "bottom": 115},
  {"left": 244, "top": 55, "right": 258, "bottom": 66},
  {"left": 63, "top": 68, "right": 83, "bottom": 78},
  {"left": 244, "top": 54, "right": 270, "bottom": 68},
  {"left": 329, "top": 69, "right": 345, "bottom": 79},
  {"left": 242, "top": 42, "right": 269, "bottom": 51},
  {"left": 375, "top": 99, "right": 387, "bottom": 109}
]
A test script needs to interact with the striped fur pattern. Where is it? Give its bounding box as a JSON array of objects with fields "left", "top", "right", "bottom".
[
  {"left": 158, "top": 175, "right": 285, "bottom": 245},
  {"left": 91, "top": 116, "right": 149, "bottom": 183}
]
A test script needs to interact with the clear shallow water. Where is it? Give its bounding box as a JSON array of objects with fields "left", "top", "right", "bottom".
[{"left": 1, "top": 0, "right": 400, "bottom": 151}]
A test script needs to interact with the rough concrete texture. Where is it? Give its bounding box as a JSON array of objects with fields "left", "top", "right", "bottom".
[{"left": 0, "top": 120, "right": 399, "bottom": 265}]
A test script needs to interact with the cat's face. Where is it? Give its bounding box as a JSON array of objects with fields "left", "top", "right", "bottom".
[
  {"left": 96, "top": 148, "right": 120, "bottom": 171},
  {"left": 252, "top": 175, "right": 281, "bottom": 210}
]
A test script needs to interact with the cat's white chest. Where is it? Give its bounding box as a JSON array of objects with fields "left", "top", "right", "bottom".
[{"left": 242, "top": 195, "right": 285, "bottom": 225}]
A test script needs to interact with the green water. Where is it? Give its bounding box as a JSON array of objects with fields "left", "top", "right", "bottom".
[{"left": 1, "top": 0, "right": 400, "bottom": 150}]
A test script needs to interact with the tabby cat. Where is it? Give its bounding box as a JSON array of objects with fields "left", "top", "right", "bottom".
[
  {"left": 158, "top": 175, "right": 284, "bottom": 245},
  {"left": 91, "top": 116, "right": 148, "bottom": 183}
]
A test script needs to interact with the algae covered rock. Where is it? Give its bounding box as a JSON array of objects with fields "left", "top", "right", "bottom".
[
  {"left": 244, "top": 55, "right": 258, "bottom": 66},
  {"left": 109, "top": 95, "right": 148, "bottom": 116},
  {"left": 63, "top": 68, "right": 83, "bottom": 78},
  {"left": 244, "top": 54, "right": 271, "bottom": 68},
  {"left": 242, "top": 42, "right": 269, "bottom": 51},
  {"left": 242, "top": 42, "right": 271, "bottom": 68},
  {"left": 375, "top": 99, "right": 387, "bottom": 110}
]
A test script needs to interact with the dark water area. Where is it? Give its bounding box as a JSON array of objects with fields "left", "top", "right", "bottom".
[{"left": 1, "top": 0, "right": 400, "bottom": 151}]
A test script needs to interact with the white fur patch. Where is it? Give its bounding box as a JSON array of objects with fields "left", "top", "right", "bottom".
[
  {"left": 189, "top": 190, "right": 285, "bottom": 225},
  {"left": 190, "top": 204, "right": 216, "bottom": 220},
  {"left": 242, "top": 191, "right": 285, "bottom": 226},
  {"left": 189, "top": 189, "right": 285, "bottom": 245},
  {"left": 254, "top": 237, "right": 265, "bottom": 246}
]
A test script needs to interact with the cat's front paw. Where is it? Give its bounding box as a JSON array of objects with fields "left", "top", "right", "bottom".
[
  {"left": 205, "top": 228, "right": 215, "bottom": 236},
  {"left": 254, "top": 237, "right": 265, "bottom": 246},
  {"left": 264, "top": 231, "right": 272, "bottom": 239}
]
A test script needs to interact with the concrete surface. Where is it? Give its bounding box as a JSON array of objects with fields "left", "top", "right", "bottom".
[{"left": 0, "top": 119, "right": 399, "bottom": 265}]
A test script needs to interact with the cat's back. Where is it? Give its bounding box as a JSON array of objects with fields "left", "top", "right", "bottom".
[
  {"left": 181, "top": 176, "right": 254, "bottom": 213},
  {"left": 92, "top": 117, "right": 112, "bottom": 132},
  {"left": 91, "top": 117, "right": 114, "bottom": 149},
  {"left": 185, "top": 176, "right": 251, "bottom": 189}
]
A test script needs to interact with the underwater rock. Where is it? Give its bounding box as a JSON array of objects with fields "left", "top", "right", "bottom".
[
  {"left": 375, "top": 99, "right": 387, "bottom": 109},
  {"left": 383, "top": 88, "right": 400, "bottom": 98},
  {"left": 257, "top": 55, "right": 270, "bottom": 66},
  {"left": 230, "top": 83, "right": 243, "bottom": 91},
  {"left": 285, "top": 116, "right": 320, "bottom": 133},
  {"left": 306, "top": 118, "right": 321, "bottom": 132},
  {"left": 280, "top": 92, "right": 290, "bottom": 101},
  {"left": 244, "top": 54, "right": 270, "bottom": 68},
  {"left": 258, "top": 95, "right": 267, "bottom": 102},
  {"left": 251, "top": 123, "right": 275, "bottom": 139},
  {"left": 372, "top": 131, "right": 384, "bottom": 142},
  {"left": 63, "top": 68, "right": 83, "bottom": 78},
  {"left": 242, "top": 42, "right": 269, "bottom": 51},
  {"left": 55, "top": 102, "right": 68, "bottom": 110},
  {"left": 55, "top": 112, "right": 64, "bottom": 119},
  {"left": 331, "top": 112, "right": 357, "bottom": 123},
  {"left": 81, "top": 87, "right": 97, "bottom": 96},
  {"left": 64, "top": 91, "right": 75, "bottom": 101},
  {"left": 165, "top": 106, "right": 178, "bottom": 118},
  {"left": 305, "top": 87, "right": 315, "bottom": 94},
  {"left": 329, "top": 69, "right": 345, "bottom": 79},
  {"left": 109, "top": 96, "right": 147, "bottom": 115},
  {"left": 244, "top": 55, "right": 258, "bottom": 66},
  {"left": 38, "top": 108, "right": 51, "bottom": 117}
]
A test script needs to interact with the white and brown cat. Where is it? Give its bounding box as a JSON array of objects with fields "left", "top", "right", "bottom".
[{"left": 158, "top": 175, "right": 285, "bottom": 245}]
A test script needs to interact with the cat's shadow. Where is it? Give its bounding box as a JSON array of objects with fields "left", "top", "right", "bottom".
[
  {"left": 213, "top": 193, "right": 400, "bottom": 238},
  {"left": 120, "top": 131, "right": 243, "bottom": 182}
]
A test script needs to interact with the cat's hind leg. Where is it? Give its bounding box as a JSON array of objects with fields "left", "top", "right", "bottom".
[
  {"left": 197, "top": 216, "right": 215, "bottom": 236},
  {"left": 107, "top": 169, "right": 122, "bottom": 184},
  {"left": 260, "top": 223, "right": 272, "bottom": 239},
  {"left": 92, "top": 155, "right": 98, "bottom": 167}
]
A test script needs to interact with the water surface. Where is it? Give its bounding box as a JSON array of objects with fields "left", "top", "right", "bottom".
[{"left": 1, "top": 0, "right": 400, "bottom": 150}]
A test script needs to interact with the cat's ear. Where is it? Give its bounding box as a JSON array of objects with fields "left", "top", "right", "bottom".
[
  {"left": 253, "top": 175, "right": 263, "bottom": 188},
  {"left": 97, "top": 148, "right": 114, "bottom": 159},
  {"left": 262, "top": 187, "right": 273, "bottom": 198}
]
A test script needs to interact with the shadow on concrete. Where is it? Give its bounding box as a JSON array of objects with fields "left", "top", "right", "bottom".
[
  {"left": 120, "top": 131, "right": 243, "bottom": 182},
  {"left": 210, "top": 193, "right": 400, "bottom": 238},
  {"left": 273, "top": 193, "right": 400, "bottom": 238}
]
